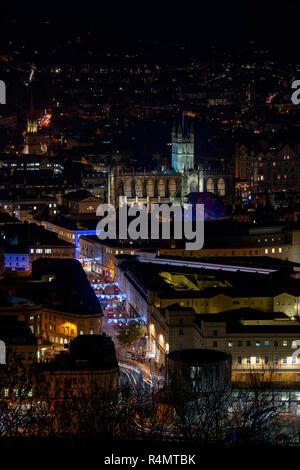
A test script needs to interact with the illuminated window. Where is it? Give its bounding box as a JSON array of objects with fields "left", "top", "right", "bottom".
[
  {"left": 265, "top": 249, "right": 268, "bottom": 254},
  {"left": 217, "top": 178, "right": 225, "bottom": 196},
  {"left": 207, "top": 178, "right": 214, "bottom": 193},
  {"left": 228, "top": 341, "right": 233, "bottom": 347},
  {"left": 283, "top": 340, "right": 288, "bottom": 346}
]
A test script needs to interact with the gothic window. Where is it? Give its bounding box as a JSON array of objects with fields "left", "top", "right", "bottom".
[
  {"left": 117, "top": 181, "right": 124, "bottom": 197},
  {"left": 207, "top": 178, "right": 214, "bottom": 193},
  {"left": 157, "top": 179, "right": 165, "bottom": 197},
  {"left": 146, "top": 179, "right": 154, "bottom": 197},
  {"left": 136, "top": 179, "right": 143, "bottom": 197},
  {"left": 190, "top": 181, "right": 198, "bottom": 193},
  {"left": 124, "top": 179, "right": 132, "bottom": 197},
  {"left": 169, "top": 179, "right": 177, "bottom": 196},
  {"left": 217, "top": 178, "right": 225, "bottom": 196}
]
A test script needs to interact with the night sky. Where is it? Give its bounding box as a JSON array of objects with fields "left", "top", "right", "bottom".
[{"left": 1, "top": 1, "right": 300, "bottom": 54}]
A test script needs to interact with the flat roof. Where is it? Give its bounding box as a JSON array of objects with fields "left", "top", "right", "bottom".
[
  {"left": 116, "top": 256, "right": 300, "bottom": 302},
  {"left": 168, "top": 349, "right": 231, "bottom": 364}
]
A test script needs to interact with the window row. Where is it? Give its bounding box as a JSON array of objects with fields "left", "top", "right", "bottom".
[
  {"left": 236, "top": 356, "right": 297, "bottom": 365},
  {"left": 227, "top": 340, "right": 289, "bottom": 347}
]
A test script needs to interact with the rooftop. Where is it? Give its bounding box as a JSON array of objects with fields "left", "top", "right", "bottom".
[
  {"left": 197, "top": 308, "right": 300, "bottom": 334},
  {"left": 167, "top": 349, "right": 231, "bottom": 364},
  {"left": 42, "top": 334, "right": 118, "bottom": 371},
  {"left": 116, "top": 256, "right": 300, "bottom": 302}
]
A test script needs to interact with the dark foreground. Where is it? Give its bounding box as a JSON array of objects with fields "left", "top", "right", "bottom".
[{"left": 0, "top": 438, "right": 299, "bottom": 467}]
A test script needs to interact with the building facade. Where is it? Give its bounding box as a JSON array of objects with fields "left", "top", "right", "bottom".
[{"left": 236, "top": 144, "right": 300, "bottom": 193}]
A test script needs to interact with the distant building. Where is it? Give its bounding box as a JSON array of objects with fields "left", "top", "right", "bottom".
[
  {"left": 4, "top": 251, "right": 30, "bottom": 272},
  {"left": 0, "top": 259, "right": 103, "bottom": 360},
  {"left": 166, "top": 349, "right": 231, "bottom": 393},
  {"left": 79, "top": 235, "right": 171, "bottom": 278},
  {"left": 61, "top": 190, "right": 101, "bottom": 216},
  {"left": 2, "top": 222, "right": 76, "bottom": 271},
  {"left": 236, "top": 144, "right": 300, "bottom": 193},
  {"left": 108, "top": 117, "right": 233, "bottom": 207},
  {"left": 158, "top": 221, "right": 300, "bottom": 264},
  {"left": 115, "top": 254, "right": 300, "bottom": 367},
  {"left": 0, "top": 317, "right": 38, "bottom": 365},
  {"left": 198, "top": 308, "right": 300, "bottom": 386},
  {"left": 42, "top": 334, "right": 119, "bottom": 400},
  {"left": 0, "top": 189, "right": 58, "bottom": 221}
]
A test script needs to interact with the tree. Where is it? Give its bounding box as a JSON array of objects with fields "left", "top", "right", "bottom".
[{"left": 116, "top": 321, "right": 145, "bottom": 348}]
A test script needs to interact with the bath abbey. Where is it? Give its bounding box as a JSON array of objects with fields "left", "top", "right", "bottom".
[{"left": 108, "top": 119, "right": 233, "bottom": 207}]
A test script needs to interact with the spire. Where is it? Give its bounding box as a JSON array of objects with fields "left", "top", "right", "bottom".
[
  {"left": 189, "top": 121, "right": 194, "bottom": 137},
  {"left": 177, "top": 120, "right": 182, "bottom": 137},
  {"left": 28, "top": 88, "right": 35, "bottom": 120}
]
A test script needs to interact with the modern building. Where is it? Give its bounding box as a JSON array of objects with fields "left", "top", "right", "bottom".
[
  {"left": 79, "top": 235, "right": 171, "bottom": 278},
  {"left": 114, "top": 254, "right": 300, "bottom": 368},
  {"left": 158, "top": 221, "right": 300, "bottom": 264},
  {"left": 197, "top": 308, "right": 300, "bottom": 386},
  {"left": 166, "top": 349, "right": 232, "bottom": 392}
]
